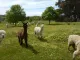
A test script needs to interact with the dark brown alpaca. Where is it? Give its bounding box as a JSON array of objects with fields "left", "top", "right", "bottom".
[{"left": 17, "top": 23, "right": 28, "bottom": 47}]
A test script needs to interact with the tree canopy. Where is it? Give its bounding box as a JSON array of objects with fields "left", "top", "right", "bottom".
[
  {"left": 5, "top": 4, "right": 26, "bottom": 25},
  {"left": 56, "top": 0, "right": 80, "bottom": 22},
  {"left": 42, "top": 6, "right": 57, "bottom": 24}
]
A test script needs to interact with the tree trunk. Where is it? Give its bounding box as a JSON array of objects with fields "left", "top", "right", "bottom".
[
  {"left": 49, "top": 20, "right": 50, "bottom": 25},
  {"left": 15, "top": 23, "right": 16, "bottom": 26}
]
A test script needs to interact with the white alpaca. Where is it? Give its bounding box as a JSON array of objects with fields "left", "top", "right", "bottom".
[
  {"left": 34, "top": 24, "right": 44, "bottom": 38},
  {"left": 68, "top": 35, "right": 79, "bottom": 50},
  {"left": 6, "top": 24, "right": 8, "bottom": 28},
  {"left": 0, "top": 30, "right": 6, "bottom": 42},
  {"left": 68, "top": 35, "right": 80, "bottom": 60}
]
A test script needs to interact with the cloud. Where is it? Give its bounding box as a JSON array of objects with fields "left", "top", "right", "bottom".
[{"left": 0, "top": 0, "right": 58, "bottom": 16}]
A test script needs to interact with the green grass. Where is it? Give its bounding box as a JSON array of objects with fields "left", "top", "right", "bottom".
[{"left": 0, "top": 21, "right": 80, "bottom": 60}]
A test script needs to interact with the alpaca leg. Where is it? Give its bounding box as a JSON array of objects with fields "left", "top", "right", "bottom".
[
  {"left": 36, "top": 33, "right": 39, "bottom": 38},
  {"left": 40, "top": 33, "right": 42, "bottom": 38},
  {"left": 72, "top": 44, "right": 76, "bottom": 50},
  {"left": 73, "top": 50, "right": 79, "bottom": 60},
  {"left": 35, "top": 32, "right": 36, "bottom": 35},
  {"left": 40, "top": 34, "right": 42, "bottom": 38},
  {"left": 40, "top": 32, "right": 43, "bottom": 38},
  {"left": 20, "top": 38, "right": 23, "bottom": 45},
  {"left": 18, "top": 36, "right": 20, "bottom": 43},
  {"left": 68, "top": 44, "right": 72, "bottom": 51},
  {"left": 39, "top": 34, "right": 41, "bottom": 38},
  {"left": 25, "top": 39, "right": 28, "bottom": 47}
]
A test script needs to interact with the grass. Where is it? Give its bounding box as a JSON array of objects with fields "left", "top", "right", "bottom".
[{"left": 0, "top": 21, "right": 80, "bottom": 60}]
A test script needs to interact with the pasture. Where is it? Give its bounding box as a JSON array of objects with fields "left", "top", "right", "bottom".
[{"left": 0, "top": 21, "right": 80, "bottom": 60}]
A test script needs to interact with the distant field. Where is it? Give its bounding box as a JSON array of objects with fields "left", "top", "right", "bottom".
[{"left": 0, "top": 21, "right": 80, "bottom": 60}]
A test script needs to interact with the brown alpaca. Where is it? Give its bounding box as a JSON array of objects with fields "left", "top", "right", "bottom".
[{"left": 17, "top": 23, "right": 28, "bottom": 47}]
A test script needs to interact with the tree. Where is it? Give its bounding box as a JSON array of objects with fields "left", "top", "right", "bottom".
[
  {"left": 55, "top": 9, "right": 67, "bottom": 22},
  {"left": 56, "top": 0, "right": 80, "bottom": 22},
  {"left": 5, "top": 4, "right": 26, "bottom": 26},
  {"left": 42, "top": 6, "right": 57, "bottom": 24},
  {"left": 0, "top": 15, "right": 5, "bottom": 22},
  {"left": 26, "top": 16, "right": 42, "bottom": 22}
]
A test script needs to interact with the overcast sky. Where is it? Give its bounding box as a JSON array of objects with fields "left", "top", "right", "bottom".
[{"left": 0, "top": 0, "right": 58, "bottom": 16}]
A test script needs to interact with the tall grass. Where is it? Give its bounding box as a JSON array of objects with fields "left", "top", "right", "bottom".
[{"left": 0, "top": 21, "right": 80, "bottom": 60}]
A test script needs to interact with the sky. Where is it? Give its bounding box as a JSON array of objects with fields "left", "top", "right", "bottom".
[{"left": 0, "top": 0, "right": 58, "bottom": 16}]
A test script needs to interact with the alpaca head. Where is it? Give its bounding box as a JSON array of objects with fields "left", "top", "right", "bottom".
[
  {"left": 23, "top": 23, "right": 27, "bottom": 28},
  {"left": 0, "top": 34, "right": 5, "bottom": 38},
  {"left": 2, "top": 34, "right": 5, "bottom": 38}
]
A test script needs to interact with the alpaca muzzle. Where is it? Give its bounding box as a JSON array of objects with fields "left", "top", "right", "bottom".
[
  {"left": 2, "top": 34, "right": 5, "bottom": 38},
  {"left": 2, "top": 35, "right": 4, "bottom": 38}
]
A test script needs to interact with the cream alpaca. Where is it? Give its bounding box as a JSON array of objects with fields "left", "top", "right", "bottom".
[
  {"left": 68, "top": 35, "right": 80, "bottom": 60},
  {"left": 34, "top": 24, "right": 44, "bottom": 38}
]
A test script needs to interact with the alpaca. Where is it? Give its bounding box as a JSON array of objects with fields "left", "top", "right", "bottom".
[
  {"left": 0, "top": 30, "right": 6, "bottom": 42},
  {"left": 73, "top": 41, "right": 80, "bottom": 60},
  {"left": 6, "top": 24, "right": 8, "bottom": 28},
  {"left": 17, "top": 23, "right": 28, "bottom": 47},
  {"left": 0, "top": 30, "right": 6, "bottom": 38},
  {"left": 68, "top": 35, "right": 80, "bottom": 60},
  {"left": 34, "top": 23, "right": 44, "bottom": 38},
  {"left": 68, "top": 35, "right": 80, "bottom": 51}
]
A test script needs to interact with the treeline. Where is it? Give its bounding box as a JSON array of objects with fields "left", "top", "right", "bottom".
[
  {"left": 26, "top": 16, "right": 42, "bottom": 22},
  {"left": 56, "top": 0, "right": 80, "bottom": 22},
  {"left": 0, "top": 15, "right": 5, "bottom": 22},
  {"left": 1, "top": 3, "right": 79, "bottom": 24}
]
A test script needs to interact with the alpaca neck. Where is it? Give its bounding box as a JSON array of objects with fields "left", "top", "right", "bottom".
[
  {"left": 40, "top": 27, "right": 43, "bottom": 32},
  {"left": 23, "top": 27, "right": 27, "bottom": 35}
]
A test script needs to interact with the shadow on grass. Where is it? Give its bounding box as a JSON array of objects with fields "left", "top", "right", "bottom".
[
  {"left": 38, "top": 37, "right": 49, "bottom": 43},
  {"left": 21, "top": 44, "right": 39, "bottom": 54}
]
